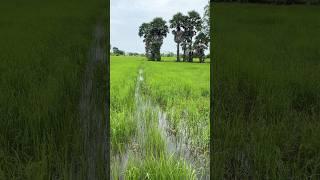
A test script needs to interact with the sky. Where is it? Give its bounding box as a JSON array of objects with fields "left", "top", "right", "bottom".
[{"left": 111, "top": 0, "right": 209, "bottom": 54}]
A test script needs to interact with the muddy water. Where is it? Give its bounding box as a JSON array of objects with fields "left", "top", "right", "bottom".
[{"left": 112, "top": 68, "right": 209, "bottom": 179}]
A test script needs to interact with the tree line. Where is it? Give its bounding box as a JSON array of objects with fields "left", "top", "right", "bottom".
[
  {"left": 111, "top": 47, "right": 125, "bottom": 56},
  {"left": 138, "top": 4, "right": 210, "bottom": 63},
  {"left": 110, "top": 46, "right": 179, "bottom": 57}
]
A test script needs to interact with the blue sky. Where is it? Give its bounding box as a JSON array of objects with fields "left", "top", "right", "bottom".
[{"left": 111, "top": 0, "right": 209, "bottom": 54}]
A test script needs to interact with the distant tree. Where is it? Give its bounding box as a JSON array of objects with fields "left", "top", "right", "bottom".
[
  {"left": 139, "top": 23, "right": 152, "bottom": 58},
  {"left": 162, "top": 52, "right": 175, "bottom": 57},
  {"left": 203, "top": 3, "right": 210, "bottom": 42},
  {"left": 118, "top": 50, "right": 125, "bottom": 56},
  {"left": 112, "top": 47, "right": 125, "bottom": 56},
  {"left": 139, "top": 18, "right": 169, "bottom": 61},
  {"left": 167, "top": 52, "right": 175, "bottom": 57},
  {"left": 169, "top": 12, "right": 185, "bottom": 62},
  {"left": 181, "top": 40, "right": 188, "bottom": 62},
  {"left": 183, "top": 11, "right": 203, "bottom": 62},
  {"left": 193, "top": 32, "right": 209, "bottom": 63},
  {"left": 112, "top": 47, "right": 118, "bottom": 56},
  {"left": 128, "top": 52, "right": 139, "bottom": 56}
]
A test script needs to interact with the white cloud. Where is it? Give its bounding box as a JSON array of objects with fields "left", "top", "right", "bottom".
[{"left": 111, "top": 0, "right": 209, "bottom": 53}]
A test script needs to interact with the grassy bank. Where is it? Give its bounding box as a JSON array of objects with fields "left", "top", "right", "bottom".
[
  {"left": 0, "top": 0, "right": 106, "bottom": 179},
  {"left": 212, "top": 3, "right": 320, "bottom": 179}
]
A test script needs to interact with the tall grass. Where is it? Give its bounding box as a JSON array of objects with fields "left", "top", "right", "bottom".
[
  {"left": 0, "top": 0, "right": 106, "bottom": 178},
  {"left": 212, "top": 3, "right": 320, "bottom": 179}
]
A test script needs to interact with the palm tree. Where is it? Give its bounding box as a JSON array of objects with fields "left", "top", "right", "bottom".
[
  {"left": 139, "top": 18, "right": 168, "bottom": 61},
  {"left": 194, "top": 32, "right": 209, "bottom": 63},
  {"left": 138, "top": 22, "right": 151, "bottom": 58},
  {"left": 183, "top": 11, "right": 202, "bottom": 62},
  {"left": 202, "top": 2, "right": 210, "bottom": 56},
  {"left": 169, "top": 12, "right": 185, "bottom": 62},
  {"left": 149, "top": 17, "right": 169, "bottom": 61},
  {"left": 203, "top": 4, "right": 210, "bottom": 40},
  {"left": 181, "top": 40, "right": 188, "bottom": 62}
]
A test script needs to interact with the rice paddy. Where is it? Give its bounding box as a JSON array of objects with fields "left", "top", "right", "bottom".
[
  {"left": 111, "top": 56, "right": 210, "bottom": 179},
  {"left": 0, "top": 0, "right": 107, "bottom": 179},
  {"left": 212, "top": 3, "right": 320, "bottom": 179}
]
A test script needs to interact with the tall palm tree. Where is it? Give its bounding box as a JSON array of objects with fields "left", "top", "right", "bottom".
[
  {"left": 138, "top": 22, "right": 151, "bottom": 58},
  {"left": 194, "top": 32, "right": 209, "bottom": 63},
  {"left": 203, "top": 4, "right": 210, "bottom": 40},
  {"left": 183, "top": 11, "right": 202, "bottom": 62},
  {"left": 139, "top": 18, "right": 168, "bottom": 61},
  {"left": 149, "top": 17, "right": 169, "bottom": 61},
  {"left": 169, "top": 12, "right": 185, "bottom": 62}
]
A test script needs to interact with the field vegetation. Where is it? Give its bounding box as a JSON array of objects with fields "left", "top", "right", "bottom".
[
  {"left": 212, "top": 3, "right": 320, "bottom": 179},
  {"left": 0, "top": 0, "right": 107, "bottom": 179},
  {"left": 111, "top": 56, "right": 210, "bottom": 179},
  {"left": 111, "top": 4, "right": 210, "bottom": 178}
]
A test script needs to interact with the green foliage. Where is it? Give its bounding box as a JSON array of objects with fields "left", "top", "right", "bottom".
[
  {"left": 203, "top": 3, "right": 210, "bottom": 38},
  {"left": 138, "top": 23, "right": 151, "bottom": 38},
  {"left": 139, "top": 18, "right": 169, "bottom": 61},
  {"left": 128, "top": 52, "right": 140, "bottom": 56},
  {"left": 186, "top": 11, "right": 203, "bottom": 32},
  {"left": 170, "top": 12, "right": 187, "bottom": 62},
  {"left": 194, "top": 32, "right": 210, "bottom": 63},
  {"left": 140, "top": 4, "right": 210, "bottom": 63},
  {"left": 169, "top": 12, "right": 185, "bottom": 30},
  {"left": 149, "top": 18, "right": 169, "bottom": 37},
  {"left": 194, "top": 32, "right": 209, "bottom": 46},
  {"left": 181, "top": 11, "right": 204, "bottom": 62},
  {"left": 113, "top": 47, "right": 125, "bottom": 56}
]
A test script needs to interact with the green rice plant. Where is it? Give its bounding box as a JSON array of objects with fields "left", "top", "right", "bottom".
[
  {"left": 0, "top": 0, "right": 107, "bottom": 178},
  {"left": 143, "top": 60, "right": 210, "bottom": 155},
  {"left": 144, "top": 126, "right": 167, "bottom": 158},
  {"left": 212, "top": 3, "right": 320, "bottom": 179},
  {"left": 111, "top": 56, "right": 142, "bottom": 152},
  {"left": 111, "top": 111, "right": 136, "bottom": 153},
  {"left": 110, "top": 55, "right": 209, "bottom": 178},
  {"left": 125, "top": 154, "right": 196, "bottom": 180}
]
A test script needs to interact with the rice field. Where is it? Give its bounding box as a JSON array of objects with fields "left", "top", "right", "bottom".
[
  {"left": 212, "top": 3, "right": 320, "bottom": 179},
  {"left": 0, "top": 0, "right": 107, "bottom": 179},
  {"left": 111, "top": 56, "right": 210, "bottom": 179}
]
